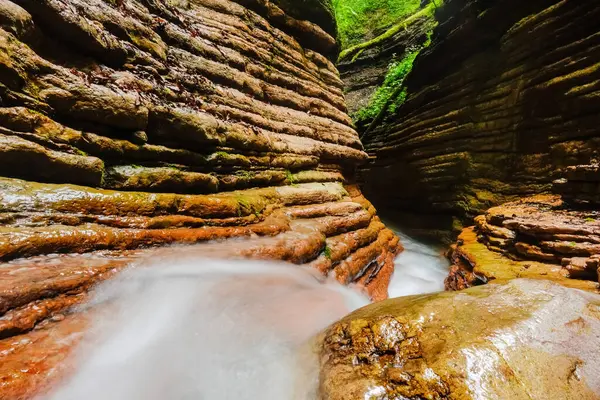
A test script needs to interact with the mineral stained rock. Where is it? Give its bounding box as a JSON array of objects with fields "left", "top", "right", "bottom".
[
  {"left": 320, "top": 279, "right": 600, "bottom": 400},
  {"left": 0, "top": 0, "right": 400, "bottom": 396},
  {"left": 446, "top": 193, "right": 600, "bottom": 293},
  {"left": 0, "top": 0, "right": 402, "bottom": 294},
  {"left": 360, "top": 0, "right": 600, "bottom": 238}
]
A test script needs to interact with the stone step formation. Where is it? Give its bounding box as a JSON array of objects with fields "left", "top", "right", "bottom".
[
  {"left": 447, "top": 170, "right": 600, "bottom": 291},
  {"left": 0, "top": 0, "right": 400, "bottom": 396}
]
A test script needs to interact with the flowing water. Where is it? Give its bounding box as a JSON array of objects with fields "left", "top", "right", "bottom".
[
  {"left": 45, "top": 259, "right": 368, "bottom": 400},
  {"left": 386, "top": 223, "right": 451, "bottom": 298},
  {"left": 46, "top": 226, "right": 448, "bottom": 399}
]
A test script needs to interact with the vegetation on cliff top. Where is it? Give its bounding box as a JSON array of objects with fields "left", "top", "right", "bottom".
[{"left": 333, "top": 0, "right": 422, "bottom": 50}]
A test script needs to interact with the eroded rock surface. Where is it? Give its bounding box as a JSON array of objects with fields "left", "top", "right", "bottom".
[
  {"left": 360, "top": 0, "right": 600, "bottom": 238},
  {"left": 0, "top": 0, "right": 400, "bottom": 396},
  {"left": 446, "top": 193, "right": 600, "bottom": 292},
  {"left": 320, "top": 279, "right": 600, "bottom": 400}
]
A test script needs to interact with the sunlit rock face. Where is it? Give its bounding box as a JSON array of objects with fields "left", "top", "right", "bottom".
[
  {"left": 0, "top": 0, "right": 400, "bottom": 396},
  {"left": 360, "top": 0, "right": 600, "bottom": 239},
  {"left": 0, "top": 0, "right": 401, "bottom": 292},
  {"left": 320, "top": 279, "right": 600, "bottom": 400},
  {"left": 446, "top": 165, "right": 600, "bottom": 293},
  {"left": 338, "top": 5, "right": 436, "bottom": 120}
]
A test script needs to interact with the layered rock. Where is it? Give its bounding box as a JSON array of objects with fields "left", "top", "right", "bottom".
[
  {"left": 320, "top": 279, "right": 600, "bottom": 399},
  {"left": 553, "top": 164, "right": 600, "bottom": 207},
  {"left": 446, "top": 194, "right": 600, "bottom": 292},
  {"left": 360, "top": 0, "right": 600, "bottom": 239},
  {"left": 338, "top": 3, "right": 436, "bottom": 120},
  {"left": 0, "top": 0, "right": 400, "bottom": 396}
]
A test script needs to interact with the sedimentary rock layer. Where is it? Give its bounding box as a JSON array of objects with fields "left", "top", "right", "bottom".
[
  {"left": 553, "top": 164, "right": 600, "bottom": 207},
  {"left": 360, "top": 0, "right": 600, "bottom": 236},
  {"left": 0, "top": 0, "right": 402, "bottom": 290},
  {"left": 0, "top": 0, "right": 399, "bottom": 396},
  {"left": 446, "top": 195, "right": 600, "bottom": 292},
  {"left": 320, "top": 279, "right": 600, "bottom": 399}
]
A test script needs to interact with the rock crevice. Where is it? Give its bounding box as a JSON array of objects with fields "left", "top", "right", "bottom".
[{"left": 359, "top": 0, "right": 600, "bottom": 239}]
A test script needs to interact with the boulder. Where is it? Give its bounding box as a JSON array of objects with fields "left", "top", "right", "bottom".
[{"left": 320, "top": 279, "right": 600, "bottom": 400}]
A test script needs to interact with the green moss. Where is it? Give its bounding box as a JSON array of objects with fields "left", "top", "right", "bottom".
[
  {"left": 333, "top": 0, "right": 422, "bottom": 50},
  {"left": 235, "top": 194, "right": 267, "bottom": 218},
  {"left": 353, "top": 25, "right": 437, "bottom": 129},
  {"left": 337, "top": 2, "right": 438, "bottom": 60},
  {"left": 354, "top": 50, "right": 418, "bottom": 125},
  {"left": 236, "top": 196, "right": 251, "bottom": 217},
  {"left": 585, "top": 217, "right": 595, "bottom": 223},
  {"left": 236, "top": 170, "right": 254, "bottom": 179},
  {"left": 285, "top": 170, "right": 298, "bottom": 185},
  {"left": 323, "top": 244, "right": 332, "bottom": 259}
]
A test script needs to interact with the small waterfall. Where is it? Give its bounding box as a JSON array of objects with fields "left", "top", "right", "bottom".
[
  {"left": 46, "top": 259, "right": 368, "bottom": 400},
  {"left": 43, "top": 225, "right": 448, "bottom": 399},
  {"left": 386, "top": 224, "right": 450, "bottom": 298}
]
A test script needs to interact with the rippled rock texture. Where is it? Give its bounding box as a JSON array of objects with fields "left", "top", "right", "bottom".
[
  {"left": 320, "top": 279, "right": 600, "bottom": 400},
  {"left": 446, "top": 194, "right": 600, "bottom": 293},
  {"left": 0, "top": 0, "right": 400, "bottom": 396},
  {"left": 360, "top": 0, "right": 600, "bottom": 239}
]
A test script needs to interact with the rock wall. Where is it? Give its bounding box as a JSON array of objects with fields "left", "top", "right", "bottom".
[
  {"left": 360, "top": 0, "right": 600, "bottom": 239},
  {"left": 0, "top": 0, "right": 400, "bottom": 396},
  {"left": 446, "top": 164, "right": 600, "bottom": 293},
  {"left": 338, "top": 2, "right": 436, "bottom": 122}
]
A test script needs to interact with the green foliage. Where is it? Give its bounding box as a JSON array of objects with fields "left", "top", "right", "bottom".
[
  {"left": 236, "top": 196, "right": 251, "bottom": 217},
  {"left": 236, "top": 170, "right": 254, "bottom": 179},
  {"left": 353, "top": 27, "right": 436, "bottom": 127},
  {"left": 285, "top": 170, "right": 298, "bottom": 185},
  {"left": 353, "top": 50, "right": 418, "bottom": 124},
  {"left": 337, "top": 2, "right": 437, "bottom": 61},
  {"left": 333, "top": 0, "right": 421, "bottom": 49},
  {"left": 323, "top": 244, "right": 332, "bottom": 259}
]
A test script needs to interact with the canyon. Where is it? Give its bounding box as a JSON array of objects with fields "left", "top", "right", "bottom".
[
  {"left": 0, "top": 0, "right": 599, "bottom": 398},
  {"left": 357, "top": 0, "right": 600, "bottom": 240}
]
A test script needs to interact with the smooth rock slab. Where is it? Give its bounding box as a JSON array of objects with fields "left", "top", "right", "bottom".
[{"left": 320, "top": 279, "right": 600, "bottom": 400}]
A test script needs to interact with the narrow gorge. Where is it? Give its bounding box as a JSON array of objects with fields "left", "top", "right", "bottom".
[{"left": 0, "top": 0, "right": 599, "bottom": 398}]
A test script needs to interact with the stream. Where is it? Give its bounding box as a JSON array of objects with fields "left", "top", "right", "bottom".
[
  {"left": 386, "top": 223, "right": 451, "bottom": 298},
  {"left": 45, "top": 229, "right": 449, "bottom": 399}
]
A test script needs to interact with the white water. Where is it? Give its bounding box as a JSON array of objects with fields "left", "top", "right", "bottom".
[
  {"left": 47, "top": 259, "right": 368, "bottom": 400},
  {"left": 47, "top": 226, "right": 448, "bottom": 400},
  {"left": 387, "top": 225, "right": 450, "bottom": 298}
]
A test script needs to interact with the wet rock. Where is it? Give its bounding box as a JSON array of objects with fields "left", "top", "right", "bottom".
[
  {"left": 320, "top": 279, "right": 600, "bottom": 400},
  {"left": 0, "top": 0, "right": 401, "bottom": 395},
  {"left": 360, "top": 0, "right": 600, "bottom": 237},
  {"left": 446, "top": 194, "right": 600, "bottom": 292}
]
